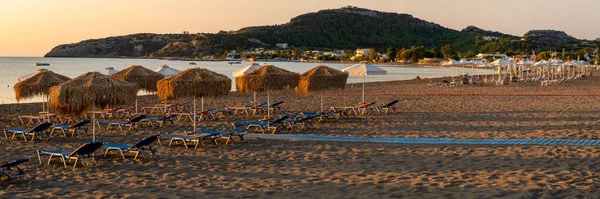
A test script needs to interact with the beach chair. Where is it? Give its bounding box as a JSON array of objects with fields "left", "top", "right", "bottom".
[
  {"left": 286, "top": 114, "right": 319, "bottom": 131},
  {"left": 205, "top": 108, "right": 234, "bottom": 119},
  {"left": 263, "top": 101, "right": 285, "bottom": 114},
  {"left": 51, "top": 119, "right": 91, "bottom": 137},
  {"left": 371, "top": 100, "right": 400, "bottom": 114},
  {"left": 227, "top": 101, "right": 266, "bottom": 115},
  {"left": 233, "top": 115, "right": 291, "bottom": 134},
  {"left": 96, "top": 115, "right": 146, "bottom": 130},
  {"left": 1, "top": 158, "right": 29, "bottom": 179},
  {"left": 37, "top": 142, "right": 104, "bottom": 170},
  {"left": 158, "top": 130, "right": 229, "bottom": 148},
  {"left": 103, "top": 135, "right": 160, "bottom": 160},
  {"left": 140, "top": 114, "right": 177, "bottom": 127},
  {"left": 17, "top": 115, "right": 45, "bottom": 126},
  {"left": 5, "top": 122, "right": 53, "bottom": 141}
]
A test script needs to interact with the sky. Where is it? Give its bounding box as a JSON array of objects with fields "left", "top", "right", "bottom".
[{"left": 1, "top": 0, "right": 599, "bottom": 57}]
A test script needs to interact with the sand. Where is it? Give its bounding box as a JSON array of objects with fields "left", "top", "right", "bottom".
[{"left": 2, "top": 74, "right": 600, "bottom": 198}]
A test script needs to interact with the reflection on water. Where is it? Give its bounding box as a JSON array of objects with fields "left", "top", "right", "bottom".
[{"left": 0, "top": 57, "right": 496, "bottom": 104}]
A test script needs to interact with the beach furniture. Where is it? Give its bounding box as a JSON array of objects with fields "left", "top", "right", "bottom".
[
  {"left": 140, "top": 114, "right": 177, "bottom": 127},
  {"left": 233, "top": 114, "right": 291, "bottom": 134},
  {"left": 37, "top": 142, "right": 104, "bottom": 170},
  {"left": 227, "top": 101, "right": 266, "bottom": 115},
  {"left": 142, "top": 103, "right": 177, "bottom": 114},
  {"left": 5, "top": 122, "right": 53, "bottom": 141},
  {"left": 170, "top": 110, "right": 213, "bottom": 122},
  {"left": 332, "top": 102, "right": 375, "bottom": 116},
  {"left": 96, "top": 115, "right": 146, "bottom": 130},
  {"left": 17, "top": 115, "right": 45, "bottom": 126},
  {"left": 286, "top": 113, "right": 319, "bottom": 131},
  {"left": 205, "top": 108, "right": 234, "bottom": 119},
  {"left": 371, "top": 100, "right": 400, "bottom": 114},
  {"left": 1, "top": 158, "right": 29, "bottom": 179},
  {"left": 263, "top": 100, "right": 285, "bottom": 114},
  {"left": 51, "top": 119, "right": 91, "bottom": 137},
  {"left": 103, "top": 135, "right": 160, "bottom": 160},
  {"left": 159, "top": 130, "right": 231, "bottom": 148}
]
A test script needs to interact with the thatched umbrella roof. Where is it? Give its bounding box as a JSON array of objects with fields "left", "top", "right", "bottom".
[
  {"left": 235, "top": 65, "right": 300, "bottom": 93},
  {"left": 157, "top": 68, "right": 231, "bottom": 101},
  {"left": 14, "top": 69, "right": 70, "bottom": 102},
  {"left": 295, "top": 65, "right": 348, "bottom": 95},
  {"left": 111, "top": 65, "right": 164, "bottom": 92},
  {"left": 49, "top": 72, "right": 138, "bottom": 116}
]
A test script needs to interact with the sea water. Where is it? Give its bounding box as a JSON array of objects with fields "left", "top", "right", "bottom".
[{"left": 0, "top": 57, "right": 496, "bottom": 104}]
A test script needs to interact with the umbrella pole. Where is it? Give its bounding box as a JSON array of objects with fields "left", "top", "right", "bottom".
[
  {"left": 202, "top": 96, "right": 204, "bottom": 111},
  {"left": 320, "top": 91, "right": 324, "bottom": 113},
  {"left": 135, "top": 98, "right": 138, "bottom": 114},
  {"left": 92, "top": 106, "right": 96, "bottom": 142},
  {"left": 267, "top": 90, "right": 270, "bottom": 122},
  {"left": 253, "top": 91, "right": 256, "bottom": 104},
  {"left": 193, "top": 96, "right": 196, "bottom": 133},
  {"left": 362, "top": 74, "right": 366, "bottom": 103}
]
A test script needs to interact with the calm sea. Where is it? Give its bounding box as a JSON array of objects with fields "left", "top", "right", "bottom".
[{"left": 0, "top": 57, "right": 496, "bottom": 104}]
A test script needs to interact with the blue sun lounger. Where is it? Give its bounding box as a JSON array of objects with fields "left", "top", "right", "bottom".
[
  {"left": 233, "top": 115, "right": 290, "bottom": 134},
  {"left": 103, "top": 135, "right": 160, "bottom": 160},
  {"left": 371, "top": 100, "right": 400, "bottom": 114},
  {"left": 4, "top": 122, "right": 53, "bottom": 141},
  {"left": 97, "top": 115, "right": 146, "bottom": 130},
  {"left": 37, "top": 142, "right": 104, "bottom": 170},
  {"left": 52, "top": 119, "right": 91, "bottom": 137},
  {"left": 1, "top": 158, "right": 29, "bottom": 179}
]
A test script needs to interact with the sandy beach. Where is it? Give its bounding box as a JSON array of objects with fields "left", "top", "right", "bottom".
[{"left": 3, "top": 74, "right": 600, "bottom": 198}]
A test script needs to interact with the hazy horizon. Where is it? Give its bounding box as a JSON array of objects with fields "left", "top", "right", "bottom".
[{"left": 2, "top": 0, "right": 599, "bottom": 57}]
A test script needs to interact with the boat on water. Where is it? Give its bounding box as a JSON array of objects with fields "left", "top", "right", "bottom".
[
  {"left": 227, "top": 61, "right": 242, "bottom": 65},
  {"left": 189, "top": 62, "right": 196, "bottom": 65},
  {"left": 35, "top": 62, "right": 50, "bottom": 66}
]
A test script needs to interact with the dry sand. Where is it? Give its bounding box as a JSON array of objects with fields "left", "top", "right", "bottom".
[{"left": 2, "top": 74, "right": 600, "bottom": 198}]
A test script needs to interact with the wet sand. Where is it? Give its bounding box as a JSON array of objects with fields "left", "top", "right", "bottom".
[{"left": 2, "top": 74, "right": 600, "bottom": 198}]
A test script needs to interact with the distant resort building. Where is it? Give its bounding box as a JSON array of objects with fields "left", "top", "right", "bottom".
[
  {"left": 482, "top": 36, "right": 500, "bottom": 41},
  {"left": 276, "top": 43, "right": 289, "bottom": 49},
  {"left": 355, "top": 48, "right": 371, "bottom": 57},
  {"left": 476, "top": 53, "right": 508, "bottom": 59}
]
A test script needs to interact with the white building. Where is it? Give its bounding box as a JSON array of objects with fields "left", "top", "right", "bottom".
[
  {"left": 276, "top": 43, "right": 289, "bottom": 49},
  {"left": 476, "top": 53, "right": 508, "bottom": 59},
  {"left": 355, "top": 48, "right": 371, "bottom": 56}
]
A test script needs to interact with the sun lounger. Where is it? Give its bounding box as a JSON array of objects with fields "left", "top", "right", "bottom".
[
  {"left": 51, "top": 119, "right": 91, "bottom": 137},
  {"left": 140, "top": 115, "right": 177, "bottom": 127},
  {"left": 227, "top": 101, "right": 267, "bottom": 115},
  {"left": 233, "top": 115, "right": 291, "bottom": 134},
  {"left": 96, "top": 115, "right": 146, "bottom": 130},
  {"left": 170, "top": 110, "right": 212, "bottom": 122},
  {"left": 332, "top": 102, "right": 375, "bottom": 116},
  {"left": 158, "top": 130, "right": 228, "bottom": 148},
  {"left": 1, "top": 158, "right": 29, "bottom": 179},
  {"left": 371, "top": 100, "right": 400, "bottom": 114},
  {"left": 37, "top": 142, "right": 104, "bottom": 170},
  {"left": 261, "top": 101, "right": 285, "bottom": 114},
  {"left": 205, "top": 108, "right": 234, "bottom": 119},
  {"left": 4, "top": 122, "right": 53, "bottom": 141},
  {"left": 17, "top": 115, "right": 45, "bottom": 126},
  {"left": 286, "top": 114, "right": 319, "bottom": 131},
  {"left": 103, "top": 135, "right": 160, "bottom": 160}
]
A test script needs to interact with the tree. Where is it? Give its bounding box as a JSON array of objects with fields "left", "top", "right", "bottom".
[
  {"left": 441, "top": 44, "right": 456, "bottom": 59},
  {"left": 291, "top": 48, "right": 300, "bottom": 59},
  {"left": 367, "top": 48, "right": 378, "bottom": 62},
  {"left": 537, "top": 52, "right": 550, "bottom": 61},
  {"left": 386, "top": 47, "right": 397, "bottom": 60}
]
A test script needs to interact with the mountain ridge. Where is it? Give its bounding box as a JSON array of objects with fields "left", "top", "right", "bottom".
[{"left": 44, "top": 6, "right": 595, "bottom": 58}]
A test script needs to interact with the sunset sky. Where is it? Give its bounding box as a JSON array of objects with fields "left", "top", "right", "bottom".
[{"left": 1, "top": 0, "right": 599, "bottom": 57}]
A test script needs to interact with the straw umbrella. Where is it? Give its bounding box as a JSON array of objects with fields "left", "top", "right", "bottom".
[
  {"left": 236, "top": 65, "right": 300, "bottom": 119},
  {"left": 157, "top": 68, "right": 231, "bottom": 133},
  {"left": 14, "top": 69, "right": 70, "bottom": 121},
  {"left": 341, "top": 62, "right": 387, "bottom": 103},
  {"left": 295, "top": 65, "right": 348, "bottom": 112},
  {"left": 49, "top": 72, "right": 138, "bottom": 142},
  {"left": 111, "top": 65, "right": 165, "bottom": 113},
  {"left": 232, "top": 63, "right": 261, "bottom": 102}
]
